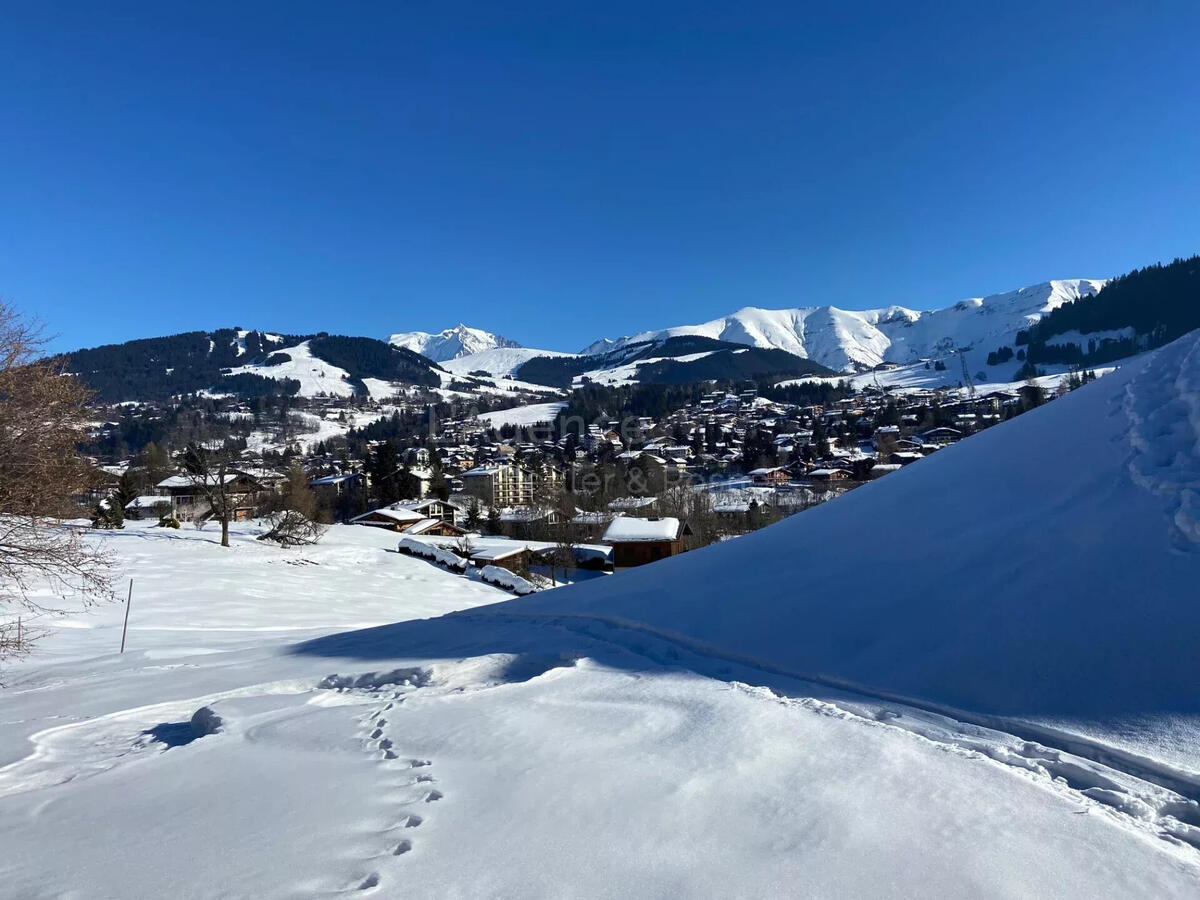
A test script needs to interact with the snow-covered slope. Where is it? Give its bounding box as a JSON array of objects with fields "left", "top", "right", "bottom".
[
  {"left": 588, "top": 279, "right": 1105, "bottom": 371},
  {"left": 440, "top": 346, "right": 576, "bottom": 378},
  {"left": 387, "top": 324, "right": 521, "bottom": 361},
  {"left": 512, "top": 328, "right": 1200, "bottom": 773},
  {"left": 224, "top": 340, "right": 357, "bottom": 397},
  {"left": 5, "top": 517, "right": 1200, "bottom": 897}
]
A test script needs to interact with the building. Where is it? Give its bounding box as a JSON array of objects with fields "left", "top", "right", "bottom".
[
  {"left": 123, "top": 496, "right": 172, "bottom": 521},
  {"left": 155, "top": 472, "right": 269, "bottom": 522},
  {"left": 393, "top": 498, "right": 463, "bottom": 525},
  {"left": 461, "top": 462, "right": 560, "bottom": 508},
  {"left": 807, "top": 468, "right": 852, "bottom": 482},
  {"left": 469, "top": 545, "right": 533, "bottom": 576},
  {"left": 350, "top": 507, "right": 427, "bottom": 531},
  {"left": 748, "top": 466, "right": 792, "bottom": 486},
  {"left": 603, "top": 516, "right": 692, "bottom": 570}
]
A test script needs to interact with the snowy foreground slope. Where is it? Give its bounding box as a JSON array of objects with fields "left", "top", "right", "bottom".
[
  {"left": 4, "top": 333, "right": 1200, "bottom": 896},
  {"left": 516, "top": 330, "right": 1200, "bottom": 768}
]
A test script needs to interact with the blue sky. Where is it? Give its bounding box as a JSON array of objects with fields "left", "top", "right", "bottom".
[{"left": 3, "top": 2, "right": 1197, "bottom": 355}]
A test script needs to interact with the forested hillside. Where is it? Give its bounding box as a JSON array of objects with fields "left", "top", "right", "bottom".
[
  {"left": 999, "top": 255, "right": 1199, "bottom": 367},
  {"left": 305, "top": 335, "right": 443, "bottom": 389},
  {"left": 61, "top": 329, "right": 301, "bottom": 401}
]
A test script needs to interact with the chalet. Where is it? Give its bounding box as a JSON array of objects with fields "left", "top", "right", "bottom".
[
  {"left": 309, "top": 472, "right": 362, "bottom": 499},
  {"left": 123, "top": 496, "right": 172, "bottom": 520},
  {"left": 748, "top": 466, "right": 791, "bottom": 486},
  {"left": 155, "top": 472, "right": 269, "bottom": 522},
  {"left": 350, "top": 507, "right": 426, "bottom": 531},
  {"left": 920, "top": 426, "right": 964, "bottom": 446},
  {"left": 568, "top": 510, "right": 615, "bottom": 542},
  {"left": 469, "top": 545, "right": 533, "bottom": 576},
  {"left": 403, "top": 518, "right": 466, "bottom": 538},
  {"left": 603, "top": 516, "right": 693, "bottom": 570},
  {"left": 394, "top": 497, "right": 463, "bottom": 525},
  {"left": 498, "top": 506, "right": 560, "bottom": 540},
  {"left": 807, "top": 468, "right": 852, "bottom": 482},
  {"left": 608, "top": 496, "right": 658, "bottom": 515}
]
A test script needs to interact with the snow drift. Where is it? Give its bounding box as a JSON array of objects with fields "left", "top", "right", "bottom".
[{"left": 506, "top": 330, "right": 1200, "bottom": 766}]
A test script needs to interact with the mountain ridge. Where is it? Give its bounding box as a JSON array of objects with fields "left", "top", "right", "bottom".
[
  {"left": 581, "top": 279, "right": 1107, "bottom": 372},
  {"left": 387, "top": 323, "right": 520, "bottom": 361}
]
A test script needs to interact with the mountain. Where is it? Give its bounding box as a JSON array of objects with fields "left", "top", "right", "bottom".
[
  {"left": 387, "top": 324, "right": 521, "bottom": 361},
  {"left": 514, "top": 335, "right": 835, "bottom": 388},
  {"left": 440, "top": 346, "right": 577, "bottom": 379},
  {"left": 587, "top": 279, "right": 1106, "bottom": 372},
  {"left": 513, "top": 327, "right": 1200, "bottom": 771},
  {"left": 60, "top": 330, "right": 446, "bottom": 402}
]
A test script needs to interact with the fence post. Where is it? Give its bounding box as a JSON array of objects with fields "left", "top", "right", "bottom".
[{"left": 120, "top": 579, "right": 133, "bottom": 653}]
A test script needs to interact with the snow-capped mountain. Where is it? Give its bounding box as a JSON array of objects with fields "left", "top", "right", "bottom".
[
  {"left": 586, "top": 280, "right": 1106, "bottom": 372},
  {"left": 440, "top": 346, "right": 577, "bottom": 379},
  {"left": 387, "top": 324, "right": 521, "bottom": 362}
]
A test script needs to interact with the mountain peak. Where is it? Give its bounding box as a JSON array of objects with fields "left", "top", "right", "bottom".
[{"left": 387, "top": 324, "right": 521, "bottom": 362}]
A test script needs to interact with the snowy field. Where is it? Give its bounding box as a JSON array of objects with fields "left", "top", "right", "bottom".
[{"left": 4, "top": 335, "right": 1200, "bottom": 897}]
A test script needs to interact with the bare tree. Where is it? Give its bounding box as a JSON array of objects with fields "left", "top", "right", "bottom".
[
  {"left": 0, "top": 304, "right": 114, "bottom": 659},
  {"left": 179, "top": 443, "right": 254, "bottom": 548},
  {"left": 258, "top": 461, "right": 327, "bottom": 548}
]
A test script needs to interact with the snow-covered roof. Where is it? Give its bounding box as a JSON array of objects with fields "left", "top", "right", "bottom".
[
  {"left": 608, "top": 496, "right": 657, "bottom": 511},
  {"left": 156, "top": 473, "right": 239, "bottom": 488},
  {"left": 809, "top": 468, "right": 850, "bottom": 477},
  {"left": 309, "top": 473, "right": 358, "bottom": 486},
  {"left": 351, "top": 507, "right": 425, "bottom": 524},
  {"left": 403, "top": 518, "right": 446, "bottom": 535},
  {"left": 462, "top": 465, "right": 502, "bottom": 477},
  {"left": 470, "top": 545, "right": 528, "bottom": 561},
  {"left": 124, "top": 495, "right": 171, "bottom": 510},
  {"left": 603, "top": 517, "right": 682, "bottom": 543}
]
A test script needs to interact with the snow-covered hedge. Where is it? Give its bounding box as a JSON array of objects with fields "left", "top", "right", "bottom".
[
  {"left": 480, "top": 564, "right": 538, "bottom": 595},
  {"left": 397, "top": 537, "right": 468, "bottom": 573}
]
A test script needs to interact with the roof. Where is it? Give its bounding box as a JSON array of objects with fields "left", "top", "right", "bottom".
[
  {"left": 470, "top": 546, "right": 529, "bottom": 561},
  {"left": 809, "top": 468, "right": 851, "bottom": 477},
  {"left": 462, "top": 465, "right": 502, "bottom": 477},
  {"left": 309, "top": 473, "right": 358, "bottom": 486},
  {"left": 124, "top": 495, "right": 171, "bottom": 509},
  {"left": 395, "top": 498, "right": 462, "bottom": 512},
  {"left": 608, "top": 496, "right": 657, "bottom": 511},
  {"left": 404, "top": 518, "right": 455, "bottom": 535},
  {"left": 603, "top": 516, "right": 682, "bottom": 543},
  {"left": 350, "top": 507, "right": 425, "bottom": 524}
]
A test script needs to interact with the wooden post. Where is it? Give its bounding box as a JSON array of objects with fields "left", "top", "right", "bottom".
[{"left": 120, "top": 579, "right": 133, "bottom": 653}]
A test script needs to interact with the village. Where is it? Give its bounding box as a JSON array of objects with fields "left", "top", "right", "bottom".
[{"left": 79, "top": 371, "right": 1073, "bottom": 592}]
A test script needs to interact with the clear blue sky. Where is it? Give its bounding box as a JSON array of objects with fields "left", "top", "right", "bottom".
[{"left": 3, "top": 2, "right": 1197, "bottom": 355}]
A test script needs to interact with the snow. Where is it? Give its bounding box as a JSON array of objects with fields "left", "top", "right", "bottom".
[
  {"left": 397, "top": 537, "right": 469, "bottom": 572},
  {"left": 475, "top": 401, "right": 566, "bottom": 428},
  {"left": 5, "top": 335, "right": 1200, "bottom": 896},
  {"left": 589, "top": 279, "right": 1106, "bottom": 372},
  {"left": 387, "top": 324, "right": 520, "bottom": 362},
  {"left": 517, "top": 330, "right": 1200, "bottom": 773},
  {"left": 479, "top": 565, "right": 537, "bottom": 595},
  {"left": 441, "top": 346, "right": 576, "bottom": 378},
  {"left": 603, "top": 516, "right": 681, "bottom": 542},
  {"left": 351, "top": 507, "right": 425, "bottom": 525},
  {"left": 224, "top": 340, "right": 357, "bottom": 398}
]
